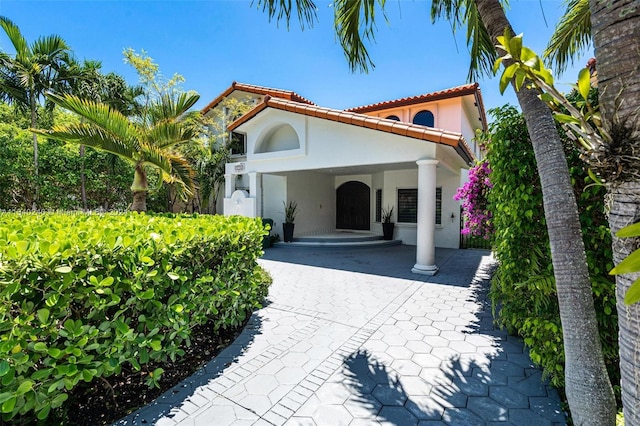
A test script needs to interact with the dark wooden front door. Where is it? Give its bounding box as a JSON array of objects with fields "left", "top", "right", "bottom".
[{"left": 336, "top": 181, "right": 370, "bottom": 230}]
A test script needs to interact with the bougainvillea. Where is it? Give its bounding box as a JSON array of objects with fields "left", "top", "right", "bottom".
[{"left": 454, "top": 160, "right": 493, "bottom": 238}]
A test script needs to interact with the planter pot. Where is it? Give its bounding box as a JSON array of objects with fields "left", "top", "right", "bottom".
[
  {"left": 283, "top": 223, "right": 295, "bottom": 242},
  {"left": 262, "top": 218, "right": 274, "bottom": 249},
  {"left": 382, "top": 222, "right": 395, "bottom": 240}
]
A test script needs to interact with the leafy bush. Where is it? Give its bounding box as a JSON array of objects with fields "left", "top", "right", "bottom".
[
  {"left": 486, "top": 105, "right": 618, "bottom": 390},
  {"left": 0, "top": 212, "right": 271, "bottom": 421}
]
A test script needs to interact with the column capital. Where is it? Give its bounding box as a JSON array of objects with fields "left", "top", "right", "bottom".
[{"left": 416, "top": 159, "right": 439, "bottom": 166}]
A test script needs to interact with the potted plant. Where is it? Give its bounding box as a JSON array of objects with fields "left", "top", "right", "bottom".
[
  {"left": 282, "top": 200, "right": 298, "bottom": 242},
  {"left": 381, "top": 205, "right": 395, "bottom": 240}
]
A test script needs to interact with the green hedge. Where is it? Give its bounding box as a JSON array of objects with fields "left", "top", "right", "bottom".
[
  {"left": 0, "top": 212, "right": 271, "bottom": 421},
  {"left": 486, "top": 105, "right": 618, "bottom": 390}
]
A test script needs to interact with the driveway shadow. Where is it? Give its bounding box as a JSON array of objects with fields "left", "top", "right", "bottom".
[
  {"left": 262, "top": 245, "right": 490, "bottom": 284},
  {"left": 338, "top": 258, "right": 567, "bottom": 425}
]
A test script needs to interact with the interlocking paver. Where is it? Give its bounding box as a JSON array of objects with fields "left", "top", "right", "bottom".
[
  {"left": 442, "top": 407, "right": 486, "bottom": 426},
  {"left": 467, "top": 396, "right": 508, "bottom": 422},
  {"left": 115, "top": 247, "right": 566, "bottom": 426},
  {"left": 377, "top": 406, "right": 419, "bottom": 425}
]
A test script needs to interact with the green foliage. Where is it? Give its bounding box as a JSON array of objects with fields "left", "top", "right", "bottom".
[
  {"left": 0, "top": 103, "right": 132, "bottom": 211},
  {"left": 610, "top": 222, "right": 640, "bottom": 304},
  {"left": 284, "top": 200, "right": 298, "bottom": 223},
  {"left": 543, "top": 0, "right": 591, "bottom": 75},
  {"left": 494, "top": 32, "right": 615, "bottom": 181},
  {"left": 487, "top": 105, "right": 618, "bottom": 389},
  {"left": 381, "top": 205, "right": 394, "bottom": 223},
  {"left": 0, "top": 212, "right": 271, "bottom": 422}
]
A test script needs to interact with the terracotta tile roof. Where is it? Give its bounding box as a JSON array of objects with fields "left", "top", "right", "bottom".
[
  {"left": 229, "top": 96, "right": 475, "bottom": 164},
  {"left": 346, "top": 83, "right": 481, "bottom": 113},
  {"left": 200, "top": 81, "right": 314, "bottom": 115}
]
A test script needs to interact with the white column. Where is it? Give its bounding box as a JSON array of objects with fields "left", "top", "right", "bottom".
[
  {"left": 248, "top": 172, "right": 261, "bottom": 217},
  {"left": 412, "top": 159, "right": 439, "bottom": 275},
  {"left": 224, "top": 174, "right": 234, "bottom": 198}
]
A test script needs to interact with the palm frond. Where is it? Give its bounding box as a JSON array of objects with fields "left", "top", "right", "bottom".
[
  {"left": 45, "top": 92, "right": 141, "bottom": 151},
  {"left": 139, "top": 141, "right": 174, "bottom": 177},
  {"left": 164, "top": 153, "right": 197, "bottom": 200},
  {"left": 148, "top": 92, "right": 200, "bottom": 125},
  {"left": 334, "top": 0, "right": 386, "bottom": 73},
  {"left": 0, "top": 70, "right": 29, "bottom": 106},
  {"left": 253, "top": 0, "right": 318, "bottom": 30},
  {"left": 464, "top": 2, "right": 497, "bottom": 81},
  {"left": 147, "top": 120, "right": 199, "bottom": 149},
  {"left": 31, "top": 123, "right": 138, "bottom": 161},
  {"left": 544, "top": 0, "right": 591, "bottom": 75},
  {"left": 431, "top": 0, "right": 498, "bottom": 81},
  {"left": 32, "top": 35, "right": 70, "bottom": 60},
  {"left": 0, "top": 16, "right": 29, "bottom": 58}
]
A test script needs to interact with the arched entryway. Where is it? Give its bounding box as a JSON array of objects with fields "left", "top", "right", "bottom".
[{"left": 336, "top": 181, "right": 370, "bottom": 230}]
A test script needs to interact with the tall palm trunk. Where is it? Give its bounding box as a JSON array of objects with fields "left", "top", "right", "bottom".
[
  {"left": 475, "top": 0, "right": 616, "bottom": 423},
  {"left": 80, "top": 145, "right": 87, "bottom": 210},
  {"left": 590, "top": 0, "right": 640, "bottom": 422},
  {"left": 30, "top": 92, "right": 38, "bottom": 210},
  {"left": 130, "top": 164, "right": 148, "bottom": 212}
]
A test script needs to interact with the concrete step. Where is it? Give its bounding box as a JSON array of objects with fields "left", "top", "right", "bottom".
[{"left": 272, "top": 239, "right": 402, "bottom": 249}]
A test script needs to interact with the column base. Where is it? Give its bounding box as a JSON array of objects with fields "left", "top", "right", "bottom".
[{"left": 412, "top": 264, "right": 439, "bottom": 275}]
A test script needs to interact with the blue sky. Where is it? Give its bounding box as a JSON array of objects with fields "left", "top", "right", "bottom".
[{"left": 0, "top": 0, "right": 590, "bottom": 120}]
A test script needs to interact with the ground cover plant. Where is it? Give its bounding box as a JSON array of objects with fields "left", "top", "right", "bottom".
[{"left": 0, "top": 212, "right": 271, "bottom": 423}]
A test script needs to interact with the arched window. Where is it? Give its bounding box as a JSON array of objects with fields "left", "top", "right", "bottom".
[
  {"left": 386, "top": 115, "right": 400, "bottom": 121},
  {"left": 413, "top": 110, "right": 435, "bottom": 127}
]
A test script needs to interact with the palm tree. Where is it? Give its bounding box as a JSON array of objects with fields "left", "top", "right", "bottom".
[
  {"left": 0, "top": 16, "right": 74, "bottom": 209},
  {"left": 531, "top": 0, "right": 640, "bottom": 420},
  {"left": 32, "top": 92, "right": 199, "bottom": 212},
  {"left": 543, "top": 0, "right": 591, "bottom": 74},
  {"left": 255, "top": 0, "right": 616, "bottom": 422},
  {"left": 588, "top": 1, "right": 640, "bottom": 423},
  {"left": 65, "top": 58, "right": 103, "bottom": 210},
  {"left": 65, "top": 59, "right": 145, "bottom": 210}
]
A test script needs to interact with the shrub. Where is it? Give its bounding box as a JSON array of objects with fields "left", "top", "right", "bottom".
[
  {"left": 0, "top": 212, "right": 271, "bottom": 421},
  {"left": 486, "top": 105, "right": 618, "bottom": 390}
]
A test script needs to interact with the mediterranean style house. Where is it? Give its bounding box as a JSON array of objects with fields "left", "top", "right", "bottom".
[{"left": 201, "top": 82, "right": 487, "bottom": 275}]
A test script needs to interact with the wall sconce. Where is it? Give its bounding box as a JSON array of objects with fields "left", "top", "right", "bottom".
[{"left": 450, "top": 212, "right": 456, "bottom": 223}]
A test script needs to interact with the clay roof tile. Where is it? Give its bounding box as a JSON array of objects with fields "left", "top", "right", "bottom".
[{"left": 346, "top": 83, "right": 479, "bottom": 113}]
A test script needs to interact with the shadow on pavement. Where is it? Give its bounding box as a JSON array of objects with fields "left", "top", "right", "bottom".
[
  {"left": 262, "top": 245, "right": 490, "bottom": 284},
  {"left": 339, "top": 258, "right": 567, "bottom": 425}
]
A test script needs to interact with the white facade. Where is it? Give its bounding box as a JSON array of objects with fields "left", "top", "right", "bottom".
[{"left": 204, "top": 82, "right": 487, "bottom": 275}]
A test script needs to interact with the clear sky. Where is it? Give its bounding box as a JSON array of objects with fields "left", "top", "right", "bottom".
[{"left": 0, "top": 0, "right": 591, "bottom": 120}]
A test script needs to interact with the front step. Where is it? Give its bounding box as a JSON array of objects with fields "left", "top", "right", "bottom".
[{"left": 273, "top": 238, "right": 402, "bottom": 249}]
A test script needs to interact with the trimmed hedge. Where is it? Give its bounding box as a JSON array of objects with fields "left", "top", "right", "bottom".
[
  {"left": 0, "top": 212, "right": 271, "bottom": 421},
  {"left": 486, "top": 105, "right": 618, "bottom": 390}
]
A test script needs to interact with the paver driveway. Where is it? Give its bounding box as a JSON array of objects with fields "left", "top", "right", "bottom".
[{"left": 116, "top": 246, "right": 566, "bottom": 426}]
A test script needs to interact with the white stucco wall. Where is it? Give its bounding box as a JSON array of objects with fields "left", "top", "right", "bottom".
[
  {"left": 238, "top": 111, "right": 437, "bottom": 174},
  {"left": 436, "top": 170, "right": 463, "bottom": 249},
  {"left": 262, "top": 174, "right": 287, "bottom": 226},
  {"left": 371, "top": 171, "right": 385, "bottom": 234},
  {"left": 285, "top": 171, "right": 335, "bottom": 236},
  {"left": 226, "top": 106, "right": 468, "bottom": 247}
]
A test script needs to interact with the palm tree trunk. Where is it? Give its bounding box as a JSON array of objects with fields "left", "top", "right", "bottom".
[
  {"left": 80, "top": 144, "right": 87, "bottom": 210},
  {"left": 609, "top": 182, "right": 640, "bottom": 424},
  {"left": 30, "top": 93, "right": 38, "bottom": 211},
  {"left": 474, "top": 0, "right": 616, "bottom": 423},
  {"left": 130, "top": 164, "right": 147, "bottom": 212},
  {"left": 590, "top": 0, "right": 640, "bottom": 422},
  {"left": 131, "top": 191, "right": 147, "bottom": 212}
]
